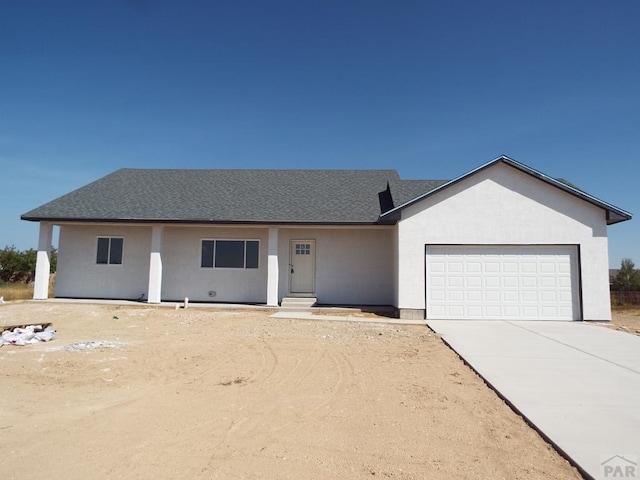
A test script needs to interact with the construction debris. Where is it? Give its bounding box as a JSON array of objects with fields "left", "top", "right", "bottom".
[{"left": 0, "top": 324, "right": 56, "bottom": 347}]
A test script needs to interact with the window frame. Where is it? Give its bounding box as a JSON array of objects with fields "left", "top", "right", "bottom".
[
  {"left": 96, "top": 236, "right": 124, "bottom": 266},
  {"left": 200, "top": 239, "right": 260, "bottom": 270}
]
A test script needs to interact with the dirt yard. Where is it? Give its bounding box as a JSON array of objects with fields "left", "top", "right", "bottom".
[
  {"left": 608, "top": 307, "right": 640, "bottom": 335},
  {"left": 0, "top": 302, "right": 582, "bottom": 480}
]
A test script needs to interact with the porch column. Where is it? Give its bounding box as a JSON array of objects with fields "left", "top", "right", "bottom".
[
  {"left": 33, "top": 222, "right": 53, "bottom": 300},
  {"left": 147, "top": 226, "right": 163, "bottom": 304},
  {"left": 267, "top": 227, "right": 279, "bottom": 306}
]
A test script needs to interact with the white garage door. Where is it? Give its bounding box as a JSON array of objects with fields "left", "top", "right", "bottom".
[{"left": 426, "top": 246, "right": 580, "bottom": 320}]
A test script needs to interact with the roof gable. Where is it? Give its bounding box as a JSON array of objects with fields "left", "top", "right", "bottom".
[{"left": 380, "top": 156, "right": 632, "bottom": 225}]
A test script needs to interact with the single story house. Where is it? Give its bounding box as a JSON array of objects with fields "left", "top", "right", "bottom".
[{"left": 22, "top": 155, "right": 631, "bottom": 320}]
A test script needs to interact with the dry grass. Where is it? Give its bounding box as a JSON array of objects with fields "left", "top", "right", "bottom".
[
  {"left": 0, "top": 276, "right": 55, "bottom": 302},
  {"left": 0, "top": 282, "right": 33, "bottom": 301},
  {"left": 610, "top": 306, "right": 640, "bottom": 335}
]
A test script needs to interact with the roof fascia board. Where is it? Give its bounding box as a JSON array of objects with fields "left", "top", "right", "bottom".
[
  {"left": 380, "top": 155, "right": 632, "bottom": 224},
  {"left": 20, "top": 216, "right": 388, "bottom": 227}
]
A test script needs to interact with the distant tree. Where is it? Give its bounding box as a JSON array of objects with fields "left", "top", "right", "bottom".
[
  {"left": 50, "top": 247, "right": 58, "bottom": 273},
  {"left": 0, "top": 245, "right": 57, "bottom": 283},
  {"left": 611, "top": 258, "right": 640, "bottom": 291}
]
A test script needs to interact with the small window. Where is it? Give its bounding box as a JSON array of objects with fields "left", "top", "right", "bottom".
[
  {"left": 97, "top": 237, "right": 123, "bottom": 265},
  {"left": 295, "top": 243, "right": 311, "bottom": 255},
  {"left": 201, "top": 240, "right": 259, "bottom": 269}
]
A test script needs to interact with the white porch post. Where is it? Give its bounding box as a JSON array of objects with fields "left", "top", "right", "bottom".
[
  {"left": 33, "top": 222, "right": 53, "bottom": 300},
  {"left": 147, "top": 226, "right": 163, "bottom": 304},
  {"left": 267, "top": 227, "right": 279, "bottom": 306}
]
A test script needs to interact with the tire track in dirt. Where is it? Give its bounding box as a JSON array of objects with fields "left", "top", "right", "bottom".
[{"left": 197, "top": 338, "right": 354, "bottom": 478}]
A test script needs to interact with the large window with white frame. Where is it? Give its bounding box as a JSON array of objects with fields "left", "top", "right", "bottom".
[
  {"left": 96, "top": 237, "right": 124, "bottom": 265},
  {"left": 201, "top": 240, "right": 259, "bottom": 269}
]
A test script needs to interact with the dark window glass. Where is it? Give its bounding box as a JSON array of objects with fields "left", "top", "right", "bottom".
[
  {"left": 110, "top": 238, "right": 123, "bottom": 265},
  {"left": 97, "top": 237, "right": 110, "bottom": 264},
  {"left": 201, "top": 240, "right": 214, "bottom": 268},
  {"left": 246, "top": 241, "right": 259, "bottom": 269},
  {"left": 215, "top": 240, "right": 244, "bottom": 268},
  {"left": 201, "top": 240, "right": 260, "bottom": 269},
  {"left": 97, "top": 237, "right": 123, "bottom": 265}
]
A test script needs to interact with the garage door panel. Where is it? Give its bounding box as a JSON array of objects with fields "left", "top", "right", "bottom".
[
  {"left": 467, "top": 290, "right": 482, "bottom": 302},
  {"left": 448, "top": 262, "right": 463, "bottom": 273},
  {"left": 558, "top": 277, "right": 573, "bottom": 288},
  {"left": 559, "top": 263, "right": 571, "bottom": 274},
  {"left": 541, "top": 291, "right": 557, "bottom": 302},
  {"left": 540, "top": 277, "right": 557, "bottom": 288},
  {"left": 503, "top": 305, "right": 520, "bottom": 317},
  {"left": 466, "top": 261, "right": 482, "bottom": 273},
  {"left": 430, "top": 262, "right": 445, "bottom": 273},
  {"left": 503, "top": 291, "right": 519, "bottom": 302},
  {"left": 485, "top": 262, "right": 500, "bottom": 273},
  {"left": 485, "top": 290, "right": 500, "bottom": 302},
  {"left": 559, "top": 291, "right": 573, "bottom": 301},
  {"left": 426, "top": 246, "right": 580, "bottom": 321},
  {"left": 503, "top": 276, "right": 519, "bottom": 288},
  {"left": 467, "top": 276, "right": 482, "bottom": 287},
  {"left": 448, "top": 290, "right": 464, "bottom": 301},
  {"left": 503, "top": 262, "right": 519, "bottom": 273}
]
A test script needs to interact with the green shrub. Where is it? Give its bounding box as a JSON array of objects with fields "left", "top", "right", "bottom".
[{"left": 0, "top": 246, "right": 57, "bottom": 283}]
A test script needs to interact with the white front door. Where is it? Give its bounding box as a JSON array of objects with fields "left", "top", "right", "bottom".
[{"left": 290, "top": 240, "right": 315, "bottom": 294}]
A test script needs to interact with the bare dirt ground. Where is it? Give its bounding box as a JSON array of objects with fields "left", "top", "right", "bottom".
[
  {"left": 0, "top": 302, "right": 581, "bottom": 480},
  {"left": 608, "top": 307, "right": 640, "bottom": 336}
]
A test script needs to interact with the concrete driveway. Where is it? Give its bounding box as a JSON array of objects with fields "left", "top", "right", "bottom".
[{"left": 427, "top": 320, "right": 640, "bottom": 480}]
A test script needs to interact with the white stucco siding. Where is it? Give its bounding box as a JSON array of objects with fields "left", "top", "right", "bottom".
[
  {"left": 56, "top": 225, "right": 151, "bottom": 299},
  {"left": 161, "top": 226, "right": 269, "bottom": 303},
  {"left": 392, "top": 224, "right": 400, "bottom": 308},
  {"left": 397, "top": 163, "right": 612, "bottom": 320},
  {"left": 278, "top": 228, "right": 394, "bottom": 305}
]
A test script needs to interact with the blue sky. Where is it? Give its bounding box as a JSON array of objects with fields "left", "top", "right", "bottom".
[{"left": 2, "top": 0, "right": 638, "bottom": 266}]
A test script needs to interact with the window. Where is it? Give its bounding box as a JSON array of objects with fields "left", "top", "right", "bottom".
[
  {"left": 97, "top": 237, "right": 123, "bottom": 265},
  {"left": 295, "top": 243, "right": 311, "bottom": 255},
  {"left": 201, "top": 240, "right": 259, "bottom": 269}
]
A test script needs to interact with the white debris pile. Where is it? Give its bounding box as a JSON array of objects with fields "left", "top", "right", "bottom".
[
  {"left": 0, "top": 325, "right": 56, "bottom": 347},
  {"left": 65, "top": 341, "right": 124, "bottom": 352}
]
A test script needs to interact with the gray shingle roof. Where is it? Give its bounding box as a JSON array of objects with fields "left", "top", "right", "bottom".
[{"left": 22, "top": 169, "right": 445, "bottom": 224}]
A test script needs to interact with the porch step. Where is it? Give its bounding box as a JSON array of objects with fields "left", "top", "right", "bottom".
[{"left": 280, "top": 297, "right": 317, "bottom": 309}]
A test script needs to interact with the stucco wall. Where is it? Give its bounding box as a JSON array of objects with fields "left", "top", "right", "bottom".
[
  {"left": 277, "top": 228, "right": 395, "bottom": 305},
  {"left": 397, "top": 163, "right": 612, "bottom": 320},
  {"left": 161, "top": 226, "right": 269, "bottom": 303},
  {"left": 56, "top": 225, "right": 152, "bottom": 299},
  {"left": 56, "top": 224, "right": 395, "bottom": 305}
]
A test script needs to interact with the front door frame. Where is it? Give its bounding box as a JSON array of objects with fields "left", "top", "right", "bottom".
[{"left": 289, "top": 239, "right": 316, "bottom": 295}]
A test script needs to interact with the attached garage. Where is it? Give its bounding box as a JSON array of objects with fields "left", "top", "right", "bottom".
[{"left": 425, "top": 245, "right": 581, "bottom": 320}]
